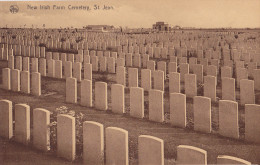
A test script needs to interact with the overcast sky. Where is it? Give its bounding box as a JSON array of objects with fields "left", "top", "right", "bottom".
[{"left": 0, "top": 0, "right": 259, "bottom": 28}]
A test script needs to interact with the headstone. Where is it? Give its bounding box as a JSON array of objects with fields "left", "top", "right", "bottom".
[
  {"left": 31, "top": 58, "right": 38, "bottom": 73},
  {"left": 180, "top": 63, "right": 189, "bottom": 82},
  {"left": 46, "top": 52, "right": 52, "bottom": 60},
  {"left": 206, "top": 65, "right": 217, "bottom": 77},
  {"left": 61, "top": 53, "right": 67, "bottom": 66},
  {"left": 31, "top": 72, "right": 41, "bottom": 96},
  {"left": 53, "top": 52, "right": 60, "bottom": 60},
  {"left": 66, "top": 77, "right": 77, "bottom": 103},
  {"left": 11, "top": 69, "right": 20, "bottom": 92},
  {"left": 67, "top": 54, "right": 74, "bottom": 63},
  {"left": 169, "top": 72, "right": 180, "bottom": 93},
  {"left": 204, "top": 76, "right": 216, "bottom": 101},
  {"left": 15, "top": 56, "right": 22, "bottom": 70},
  {"left": 15, "top": 104, "right": 30, "bottom": 145},
  {"left": 253, "top": 69, "right": 260, "bottom": 90},
  {"left": 248, "top": 62, "right": 257, "bottom": 78},
  {"left": 126, "top": 53, "right": 132, "bottom": 67},
  {"left": 91, "top": 56, "right": 99, "bottom": 72},
  {"left": 22, "top": 57, "right": 30, "bottom": 71},
  {"left": 236, "top": 67, "right": 248, "bottom": 87},
  {"left": 111, "top": 84, "right": 125, "bottom": 114},
  {"left": 107, "top": 57, "right": 116, "bottom": 73},
  {"left": 141, "top": 69, "right": 151, "bottom": 91},
  {"left": 194, "top": 96, "right": 211, "bottom": 133},
  {"left": 64, "top": 61, "right": 72, "bottom": 78},
  {"left": 217, "top": 155, "right": 251, "bottom": 165},
  {"left": 84, "top": 55, "right": 90, "bottom": 64},
  {"left": 40, "top": 47, "right": 45, "bottom": 58},
  {"left": 157, "top": 61, "right": 166, "bottom": 78},
  {"left": 153, "top": 70, "right": 164, "bottom": 91},
  {"left": 33, "top": 108, "right": 50, "bottom": 151},
  {"left": 104, "top": 125, "right": 132, "bottom": 165},
  {"left": 80, "top": 79, "right": 92, "bottom": 107},
  {"left": 128, "top": 68, "right": 138, "bottom": 87},
  {"left": 39, "top": 58, "right": 46, "bottom": 76},
  {"left": 168, "top": 62, "right": 177, "bottom": 73},
  {"left": 84, "top": 63, "right": 92, "bottom": 80},
  {"left": 116, "top": 58, "right": 125, "bottom": 67},
  {"left": 21, "top": 71, "right": 30, "bottom": 94},
  {"left": 192, "top": 64, "right": 203, "bottom": 83},
  {"left": 200, "top": 58, "right": 208, "bottom": 73},
  {"left": 2, "top": 68, "right": 11, "bottom": 90},
  {"left": 219, "top": 100, "right": 239, "bottom": 139},
  {"left": 57, "top": 114, "right": 76, "bottom": 161},
  {"left": 138, "top": 135, "right": 164, "bottom": 165},
  {"left": 99, "top": 57, "right": 107, "bottom": 72},
  {"left": 149, "top": 90, "right": 164, "bottom": 122},
  {"left": 240, "top": 79, "right": 255, "bottom": 105},
  {"left": 222, "top": 78, "right": 236, "bottom": 101},
  {"left": 245, "top": 104, "right": 260, "bottom": 143},
  {"left": 47, "top": 59, "right": 55, "bottom": 77},
  {"left": 184, "top": 74, "right": 197, "bottom": 98},
  {"left": 147, "top": 60, "right": 155, "bottom": 72},
  {"left": 142, "top": 54, "right": 149, "bottom": 68},
  {"left": 133, "top": 54, "right": 141, "bottom": 68},
  {"left": 83, "top": 121, "right": 104, "bottom": 164},
  {"left": 8, "top": 55, "right": 14, "bottom": 69},
  {"left": 130, "top": 87, "right": 144, "bottom": 118},
  {"left": 73, "top": 62, "right": 82, "bottom": 82},
  {"left": 189, "top": 57, "right": 197, "bottom": 65},
  {"left": 0, "top": 100, "right": 13, "bottom": 139},
  {"left": 116, "top": 66, "right": 126, "bottom": 86},
  {"left": 176, "top": 145, "right": 207, "bottom": 165},
  {"left": 75, "top": 54, "right": 83, "bottom": 63},
  {"left": 54, "top": 60, "right": 62, "bottom": 79},
  {"left": 221, "top": 66, "right": 232, "bottom": 79},
  {"left": 170, "top": 56, "right": 177, "bottom": 63},
  {"left": 170, "top": 93, "right": 186, "bottom": 128},
  {"left": 95, "top": 82, "right": 107, "bottom": 111}
]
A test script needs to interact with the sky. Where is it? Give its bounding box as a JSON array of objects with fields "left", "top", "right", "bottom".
[{"left": 0, "top": 0, "right": 259, "bottom": 28}]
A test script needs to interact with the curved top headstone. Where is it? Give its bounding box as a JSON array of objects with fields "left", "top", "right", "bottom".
[
  {"left": 177, "top": 145, "right": 207, "bottom": 165},
  {"left": 217, "top": 155, "right": 251, "bottom": 165}
]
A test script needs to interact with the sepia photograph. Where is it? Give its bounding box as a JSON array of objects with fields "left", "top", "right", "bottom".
[{"left": 0, "top": 0, "right": 260, "bottom": 164}]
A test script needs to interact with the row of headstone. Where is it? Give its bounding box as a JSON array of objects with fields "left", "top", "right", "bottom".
[
  {"left": 1, "top": 46, "right": 45, "bottom": 58},
  {"left": 116, "top": 66, "right": 256, "bottom": 105},
  {"left": 3, "top": 44, "right": 259, "bottom": 93},
  {"left": 2, "top": 68, "right": 41, "bottom": 96},
  {"left": 0, "top": 100, "right": 252, "bottom": 164},
  {"left": 7, "top": 45, "right": 259, "bottom": 94},
  {"left": 65, "top": 77, "right": 260, "bottom": 141}
]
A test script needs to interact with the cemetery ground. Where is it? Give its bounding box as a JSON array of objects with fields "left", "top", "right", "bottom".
[{"left": 0, "top": 60, "right": 259, "bottom": 164}]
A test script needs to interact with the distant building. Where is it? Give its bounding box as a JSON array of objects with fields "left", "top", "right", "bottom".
[
  {"left": 152, "top": 22, "right": 170, "bottom": 31},
  {"left": 172, "top": 25, "right": 181, "bottom": 30},
  {"left": 84, "top": 25, "right": 114, "bottom": 32}
]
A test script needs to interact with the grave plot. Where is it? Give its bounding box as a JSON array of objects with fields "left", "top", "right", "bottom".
[{"left": 0, "top": 28, "right": 259, "bottom": 164}]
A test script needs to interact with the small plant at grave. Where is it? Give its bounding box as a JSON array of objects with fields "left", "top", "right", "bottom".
[
  {"left": 95, "top": 74, "right": 109, "bottom": 82},
  {"left": 60, "top": 37, "right": 66, "bottom": 42},
  {"left": 76, "top": 37, "right": 84, "bottom": 43},
  {"left": 39, "top": 43, "right": 46, "bottom": 47},
  {"left": 34, "top": 35, "right": 40, "bottom": 40},
  {"left": 12, "top": 35, "right": 16, "bottom": 39},
  {"left": 49, "top": 106, "right": 84, "bottom": 160}
]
